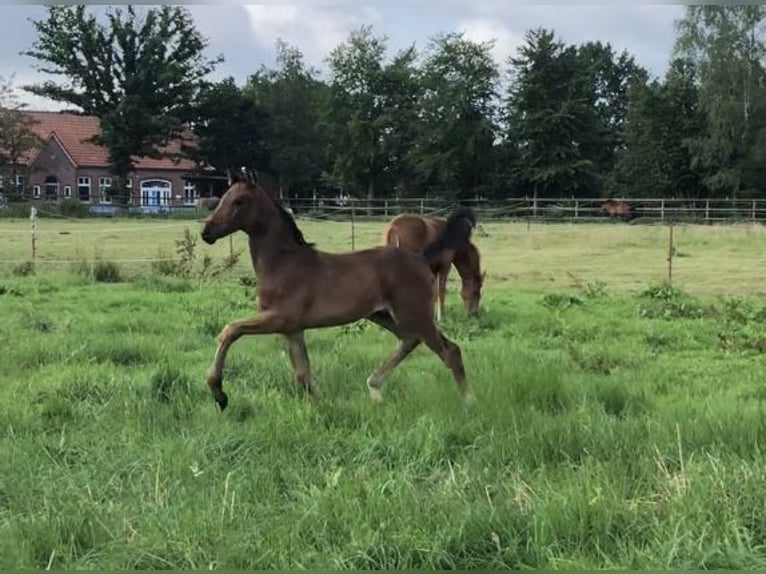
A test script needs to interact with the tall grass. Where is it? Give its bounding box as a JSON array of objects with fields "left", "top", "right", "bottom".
[{"left": 2, "top": 267, "right": 766, "bottom": 568}]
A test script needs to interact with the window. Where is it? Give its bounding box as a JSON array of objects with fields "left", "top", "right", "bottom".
[
  {"left": 77, "top": 176, "right": 91, "bottom": 202},
  {"left": 183, "top": 181, "right": 198, "bottom": 205},
  {"left": 44, "top": 175, "right": 59, "bottom": 201},
  {"left": 140, "top": 179, "right": 171, "bottom": 208},
  {"left": 0, "top": 175, "right": 4, "bottom": 189},
  {"left": 99, "top": 176, "right": 112, "bottom": 204},
  {"left": 33, "top": 185, "right": 40, "bottom": 198},
  {"left": 15, "top": 175, "right": 24, "bottom": 190},
  {"left": 64, "top": 185, "right": 71, "bottom": 198},
  {"left": 126, "top": 177, "right": 133, "bottom": 188}
]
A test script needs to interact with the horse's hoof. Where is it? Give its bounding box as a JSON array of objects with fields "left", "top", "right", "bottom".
[
  {"left": 216, "top": 392, "right": 229, "bottom": 412},
  {"left": 463, "top": 392, "right": 476, "bottom": 407},
  {"left": 368, "top": 388, "right": 383, "bottom": 403}
]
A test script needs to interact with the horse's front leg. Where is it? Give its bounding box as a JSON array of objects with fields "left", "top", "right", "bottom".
[{"left": 206, "top": 310, "right": 289, "bottom": 411}]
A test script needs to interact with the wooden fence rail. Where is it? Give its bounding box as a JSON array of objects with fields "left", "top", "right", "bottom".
[{"left": 4, "top": 194, "right": 766, "bottom": 223}]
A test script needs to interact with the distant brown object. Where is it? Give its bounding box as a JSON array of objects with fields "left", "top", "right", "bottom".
[
  {"left": 199, "top": 168, "right": 476, "bottom": 411},
  {"left": 382, "top": 213, "right": 484, "bottom": 321},
  {"left": 598, "top": 199, "right": 635, "bottom": 221},
  {"left": 196, "top": 197, "right": 221, "bottom": 210}
]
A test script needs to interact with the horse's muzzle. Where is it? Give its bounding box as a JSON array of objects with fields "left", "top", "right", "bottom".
[{"left": 201, "top": 223, "right": 219, "bottom": 245}]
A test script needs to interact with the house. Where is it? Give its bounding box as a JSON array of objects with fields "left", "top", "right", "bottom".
[{"left": 1, "top": 111, "right": 225, "bottom": 213}]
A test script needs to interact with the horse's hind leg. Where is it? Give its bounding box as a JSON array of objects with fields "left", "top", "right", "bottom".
[
  {"left": 418, "top": 325, "right": 473, "bottom": 403},
  {"left": 284, "top": 332, "right": 314, "bottom": 396},
  {"left": 366, "top": 338, "right": 420, "bottom": 402},
  {"left": 366, "top": 311, "right": 420, "bottom": 402}
]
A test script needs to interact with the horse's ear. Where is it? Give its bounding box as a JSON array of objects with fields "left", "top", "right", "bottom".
[{"left": 227, "top": 168, "right": 243, "bottom": 185}]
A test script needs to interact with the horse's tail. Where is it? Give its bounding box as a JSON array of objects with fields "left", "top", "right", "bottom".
[{"left": 421, "top": 208, "right": 476, "bottom": 273}]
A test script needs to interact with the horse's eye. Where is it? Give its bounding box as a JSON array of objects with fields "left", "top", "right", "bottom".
[{"left": 233, "top": 197, "right": 243, "bottom": 207}]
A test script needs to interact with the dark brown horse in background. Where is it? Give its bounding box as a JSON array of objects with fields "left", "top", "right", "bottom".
[
  {"left": 200, "top": 169, "right": 477, "bottom": 410},
  {"left": 598, "top": 199, "right": 636, "bottom": 221},
  {"left": 383, "top": 213, "right": 484, "bottom": 321}
]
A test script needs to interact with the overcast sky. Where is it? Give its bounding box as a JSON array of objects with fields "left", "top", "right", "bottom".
[{"left": 0, "top": 3, "right": 685, "bottom": 111}]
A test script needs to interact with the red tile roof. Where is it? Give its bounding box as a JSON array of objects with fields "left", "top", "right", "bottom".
[{"left": 22, "top": 111, "right": 198, "bottom": 171}]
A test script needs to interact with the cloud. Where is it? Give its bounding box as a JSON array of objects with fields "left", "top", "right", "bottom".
[
  {"left": 243, "top": 5, "right": 382, "bottom": 67},
  {"left": 459, "top": 18, "right": 521, "bottom": 66},
  {"left": 456, "top": 4, "right": 683, "bottom": 77}
]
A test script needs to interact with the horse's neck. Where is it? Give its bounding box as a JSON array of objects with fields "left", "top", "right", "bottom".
[
  {"left": 453, "top": 251, "right": 480, "bottom": 284},
  {"left": 246, "top": 212, "right": 296, "bottom": 276}
]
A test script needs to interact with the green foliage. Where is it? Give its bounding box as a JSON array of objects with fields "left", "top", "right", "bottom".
[
  {"left": 674, "top": 6, "right": 766, "bottom": 197},
  {"left": 149, "top": 363, "right": 195, "bottom": 403},
  {"left": 416, "top": 32, "right": 499, "bottom": 199},
  {"left": 245, "top": 40, "right": 330, "bottom": 199},
  {"left": 57, "top": 198, "right": 91, "bottom": 218},
  {"left": 190, "top": 77, "right": 269, "bottom": 175},
  {"left": 0, "top": 76, "right": 41, "bottom": 196},
  {"left": 506, "top": 29, "right": 597, "bottom": 198},
  {"left": 326, "top": 26, "right": 422, "bottom": 203},
  {"left": 638, "top": 283, "right": 707, "bottom": 320},
  {"left": 506, "top": 29, "right": 647, "bottom": 199},
  {"left": 11, "top": 260, "right": 35, "bottom": 277},
  {"left": 616, "top": 58, "right": 704, "bottom": 199},
  {"left": 541, "top": 292, "right": 585, "bottom": 310},
  {"left": 69, "top": 256, "right": 123, "bottom": 283},
  {"left": 151, "top": 228, "right": 242, "bottom": 279}
]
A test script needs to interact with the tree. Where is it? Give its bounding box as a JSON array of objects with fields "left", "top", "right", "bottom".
[
  {"left": 576, "top": 41, "right": 648, "bottom": 193},
  {"left": 326, "top": 26, "right": 422, "bottom": 208},
  {"left": 506, "top": 28, "right": 595, "bottom": 199},
  {"left": 0, "top": 75, "right": 40, "bottom": 199},
  {"left": 674, "top": 5, "right": 766, "bottom": 197},
  {"left": 616, "top": 58, "right": 704, "bottom": 199},
  {"left": 246, "top": 40, "right": 330, "bottom": 200},
  {"left": 23, "top": 5, "right": 221, "bottom": 202},
  {"left": 415, "top": 32, "right": 499, "bottom": 200},
  {"left": 189, "top": 77, "right": 269, "bottom": 177}
]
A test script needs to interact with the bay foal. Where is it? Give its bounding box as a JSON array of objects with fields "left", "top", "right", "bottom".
[
  {"left": 200, "top": 169, "right": 477, "bottom": 411},
  {"left": 383, "top": 213, "right": 485, "bottom": 321}
]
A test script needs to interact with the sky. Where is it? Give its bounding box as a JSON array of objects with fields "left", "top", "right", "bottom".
[{"left": 0, "top": 3, "right": 686, "bottom": 111}]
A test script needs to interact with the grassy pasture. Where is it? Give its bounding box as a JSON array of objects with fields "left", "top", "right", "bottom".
[
  {"left": 2, "top": 217, "right": 766, "bottom": 568},
  {"left": 2, "top": 215, "right": 766, "bottom": 294}
]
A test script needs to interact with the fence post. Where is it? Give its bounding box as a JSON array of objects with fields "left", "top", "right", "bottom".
[
  {"left": 351, "top": 199, "right": 356, "bottom": 251},
  {"left": 384, "top": 199, "right": 388, "bottom": 218},
  {"left": 752, "top": 200, "right": 757, "bottom": 221},
  {"left": 574, "top": 199, "right": 579, "bottom": 220},
  {"left": 30, "top": 206, "right": 38, "bottom": 260},
  {"left": 705, "top": 199, "right": 710, "bottom": 223},
  {"left": 660, "top": 199, "right": 665, "bottom": 220},
  {"left": 420, "top": 199, "right": 424, "bottom": 214},
  {"left": 667, "top": 222, "right": 674, "bottom": 283}
]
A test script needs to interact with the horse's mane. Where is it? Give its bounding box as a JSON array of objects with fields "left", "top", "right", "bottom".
[
  {"left": 273, "top": 198, "right": 314, "bottom": 248},
  {"left": 231, "top": 167, "right": 315, "bottom": 249}
]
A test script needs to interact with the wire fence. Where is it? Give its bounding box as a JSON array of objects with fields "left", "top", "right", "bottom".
[
  {"left": 280, "top": 196, "right": 766, "bottom": 224},
  {"left": 5, "top": 195, "right": 766, "bottom": 223},
  {"left": 2, "top": 199, "right": 766, "bottom": 297}
]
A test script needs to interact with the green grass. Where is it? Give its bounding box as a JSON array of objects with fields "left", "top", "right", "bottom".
[
  {"left": 3, "top": 215, "right": 766, "bottom": 295},
  {"left": 2, "top": 218, "right": 766, "bottom": 568}
]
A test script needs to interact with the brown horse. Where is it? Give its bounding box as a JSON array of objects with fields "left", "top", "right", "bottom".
[
  {"left": 200, "top": 169, "right": 476, "bottom": 411},
  {"left": 382, "top": 213, "right": 484, "bottom": 321},
  {"left": 598, "top": 199, "right": 635, "bottom": 221}
]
